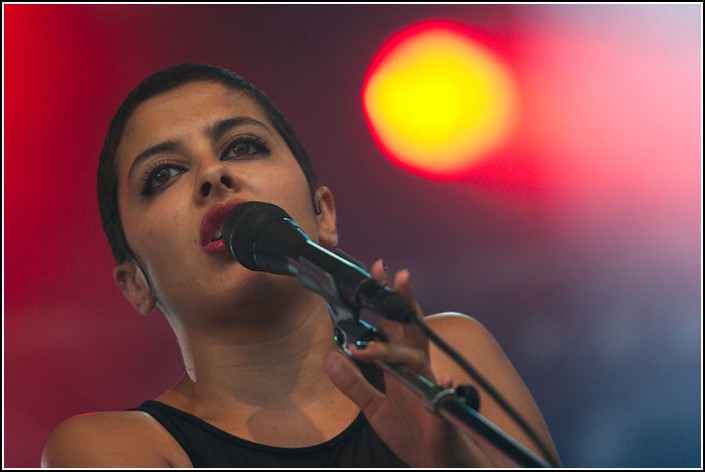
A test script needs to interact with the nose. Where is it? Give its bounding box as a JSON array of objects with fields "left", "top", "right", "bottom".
[{"left": 196, "top": 161, "right": 239, "bottom": 202}]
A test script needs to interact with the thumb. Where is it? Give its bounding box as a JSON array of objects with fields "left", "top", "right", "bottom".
[{"left": 324, "top": 350, "right": 384, "bottom": 414}]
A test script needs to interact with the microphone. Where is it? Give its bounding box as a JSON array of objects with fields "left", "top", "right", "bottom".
[{"left": 221, "top": 201, "right": 416, "bottom": 323}]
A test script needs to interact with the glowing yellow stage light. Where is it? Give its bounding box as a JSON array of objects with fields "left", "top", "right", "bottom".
[{"left": 363, "top": 20, "right": 518, "bottom": 178}]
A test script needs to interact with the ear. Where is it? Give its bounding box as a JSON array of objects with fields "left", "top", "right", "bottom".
[
  {"left": 315, "top": 186, "right": 338, "bottom": 247},
  {"left": 113, "top": 260, "right": 157, "bottom": 315}
]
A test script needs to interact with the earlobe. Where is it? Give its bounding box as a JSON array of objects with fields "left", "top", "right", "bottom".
[
  {"left": 113, "top": 261, "right": 157, "bottom": 315},
  {"left": 315, "top": 186, "right": 338, "bottom": 247}
]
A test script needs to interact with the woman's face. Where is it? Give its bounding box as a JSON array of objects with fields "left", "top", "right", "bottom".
[{"left": 114, "top": 81, "right": 335, "bottom": 322}]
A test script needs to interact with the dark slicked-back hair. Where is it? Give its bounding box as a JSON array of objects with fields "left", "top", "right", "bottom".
[{"left": 97, "top": 63, "right": 318, "bottom": 263}]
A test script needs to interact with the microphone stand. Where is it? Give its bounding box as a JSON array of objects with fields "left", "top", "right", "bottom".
[{"left": 296, "top": 256, "right": 552, "bottom": 468}]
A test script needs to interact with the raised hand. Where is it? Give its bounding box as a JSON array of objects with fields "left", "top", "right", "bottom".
[{"left": 323, "top": 259, "right": 495, "bottom": 467}]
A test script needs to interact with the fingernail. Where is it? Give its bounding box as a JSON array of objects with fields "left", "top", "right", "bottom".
[{"left": 405, "top": 269, "right": 412, "bottom": 284}]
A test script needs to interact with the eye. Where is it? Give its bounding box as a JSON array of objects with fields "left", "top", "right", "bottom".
[
  {"left": 141, "top": 160, "right": 187, "bottom": 196},
  {"left": 221, "top": 135, "right": 271, "bottom": 161}
]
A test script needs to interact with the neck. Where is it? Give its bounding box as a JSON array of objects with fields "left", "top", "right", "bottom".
[{"left": 162, "top": 291, "right": 342, "bottom": 410}]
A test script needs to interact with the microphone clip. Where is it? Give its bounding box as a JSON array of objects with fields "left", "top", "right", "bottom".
[{"left": 297, "top": 255, "right": 387, "bottom": 355}]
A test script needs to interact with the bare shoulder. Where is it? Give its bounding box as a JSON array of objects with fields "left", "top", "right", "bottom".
[
  {"left": 41, "top": 409, "right": 192, "bottom": 468},
  {"left": 425, "top": 312, "right": 560, "bottom": 466},
  {"left": 425, "top": 312, "right": 502, "bottom": 359},
  {"left": 425, "top": 312, "right": 518, "bottom": 383},
  {"left": 425, "top": 311, "right": 487, "bottom": 334}
]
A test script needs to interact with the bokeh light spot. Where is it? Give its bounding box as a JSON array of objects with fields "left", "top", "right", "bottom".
[{"left": 363, "top": 20, "right": 518, "bottom": 178}]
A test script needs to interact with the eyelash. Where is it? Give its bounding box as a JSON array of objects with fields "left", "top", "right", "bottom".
[
  {"left": 140, "top": 135, "right": 271, "bottom": 196},
  {"left": 141, "top": 159, "right": 186, "bottom": 196},
  {"left": 219, "top": 134, "right": 271, "bottom": 161}
]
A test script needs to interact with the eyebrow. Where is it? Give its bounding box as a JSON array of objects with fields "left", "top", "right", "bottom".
[
  {"left": 127, "top": 139, "right": 183, "bottom": 181},
  {"left": 127, "top": 116, "right": 272, "bottom": 182},
  {"left": 205, "top": 116, "right": 271, "bottom": 143}
]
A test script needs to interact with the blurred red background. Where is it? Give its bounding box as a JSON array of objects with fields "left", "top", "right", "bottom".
[{"left": 4, "top": 4, "right": 701, "bottom": 467}]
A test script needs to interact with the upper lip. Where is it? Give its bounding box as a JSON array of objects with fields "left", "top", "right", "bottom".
[{"left": 200, "top": 198, "right": 245, "bottom": 247}]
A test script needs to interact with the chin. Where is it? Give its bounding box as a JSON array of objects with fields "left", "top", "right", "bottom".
[{"left": 216, "top": 269, "right": 302, "bottom": 311}]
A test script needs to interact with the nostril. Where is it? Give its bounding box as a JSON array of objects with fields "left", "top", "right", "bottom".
[
  {"left": 220, "top": 175, "right": 235, "bottom": 189},
  {"left": 220, "top": 175, "right": 233, "bottom": 189},
  {"left": 201, "top": 181, "right": 212, "bottom": 197}
]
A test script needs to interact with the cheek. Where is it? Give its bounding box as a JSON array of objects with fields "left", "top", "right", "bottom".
[
  {"left": 260, "top": 167, "right": 317, "bottom": 234},
  {"left": 122, "top": 196, "right": 195, "bottom": 271}
]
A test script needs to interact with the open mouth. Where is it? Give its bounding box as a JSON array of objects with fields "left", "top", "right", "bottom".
[
  {"left": 211, "top": 227, "right": 223, "bottom": 242},
  {"left": 200, "top": 199, "right": 245, "bottom": 254}
]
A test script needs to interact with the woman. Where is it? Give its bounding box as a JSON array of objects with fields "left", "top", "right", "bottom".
[{"left": 42, "top": 63, "right": 559, "bottom": 467}]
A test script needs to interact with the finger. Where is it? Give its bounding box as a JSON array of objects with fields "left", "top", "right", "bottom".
[
  {"left": 391, "top": 269, "right": 429, "bottom": 352},
  {"left": 324, "top": 350, "right": 385, "bottom": 415},
  {"left": 392, "top": 269, "right": 421, "bottom": 315},
  {"left": 437, "top": 374, "right": 455, "bottom": 389},
  {"left": 370, "top": 259, "right": 404, "bottom": 340},
  {"left": 371, "top": 261, "right": 427, "bottom": 354},
  {"left": 349, "top": 341, "right": 433, "bottom": 379},
  {"left": 370, "top": 258, "right": 389, "bottom": 284}
]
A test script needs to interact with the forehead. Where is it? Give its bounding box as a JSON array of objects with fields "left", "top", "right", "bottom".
[{"left": 117, "top": 81, "right": 271, "bottom": 167}]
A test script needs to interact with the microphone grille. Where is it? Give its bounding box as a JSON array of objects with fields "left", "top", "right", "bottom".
[{"left": 222, "top": 201, "right": 290, "bottom": 270}]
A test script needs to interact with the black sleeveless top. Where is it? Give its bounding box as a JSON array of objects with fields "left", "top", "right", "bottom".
[
  {"left": 132, "top": 400, "right": 407, "bottom": 468},
  {"left": 131, "top": 362, "right": 405, "bottom": 468}
]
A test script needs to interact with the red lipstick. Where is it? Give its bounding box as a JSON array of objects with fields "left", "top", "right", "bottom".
[{"left": 200, "top": 199, "right": 245, "bottom": 255}]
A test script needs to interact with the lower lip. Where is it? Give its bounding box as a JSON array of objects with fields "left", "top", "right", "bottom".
[{"left": 203, "top": 239, "right": 229, "bottom": 255}]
